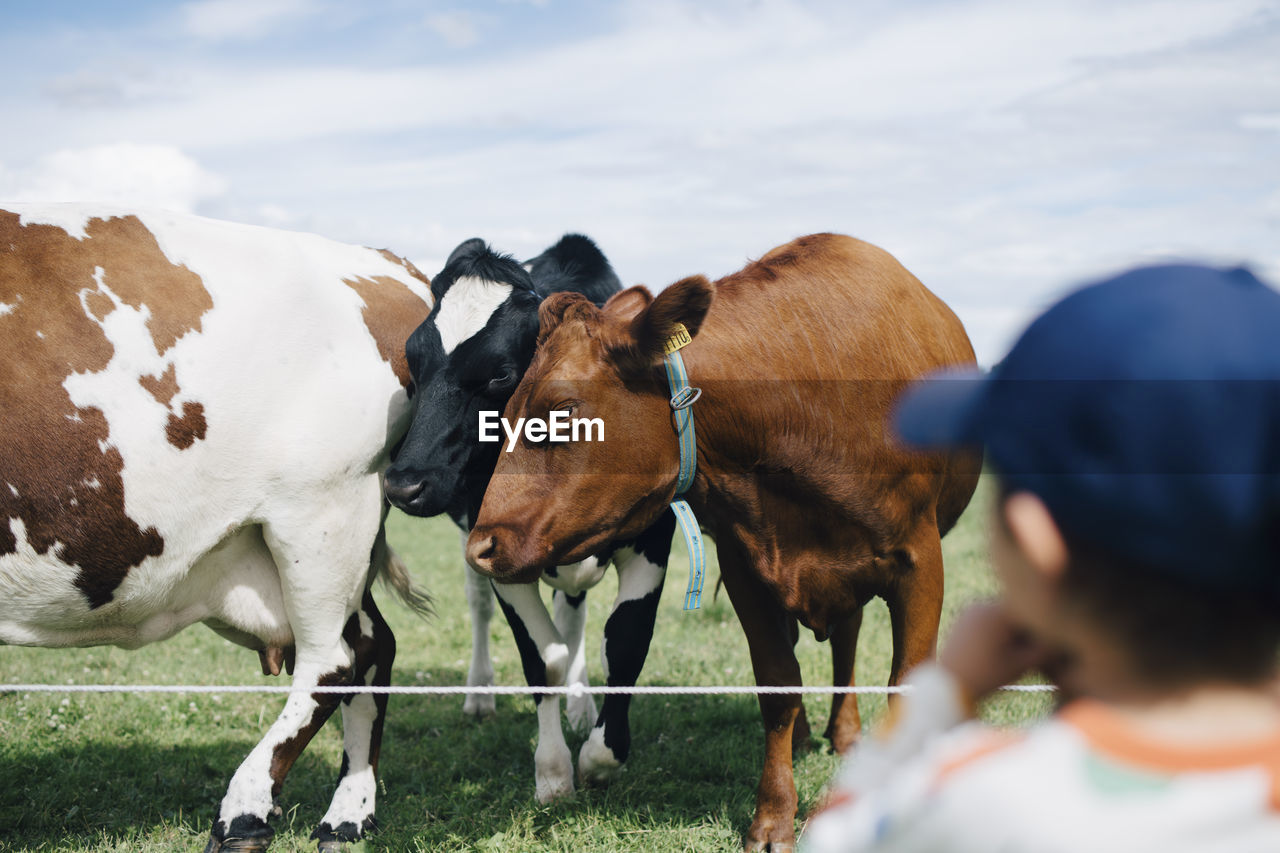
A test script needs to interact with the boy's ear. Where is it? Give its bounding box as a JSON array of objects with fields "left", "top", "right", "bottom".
[
  {"left": 537, "top": 291, "right": 600, "bottom": 347},
  {"left": 606, "top": 275, "right": 715, "bottom": 374},
  {"left": 1003, "top": 492, "right": 1069, "bottom": 580}
]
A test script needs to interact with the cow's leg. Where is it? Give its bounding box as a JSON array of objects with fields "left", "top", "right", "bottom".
[
  {"left": 577, "top": 537, "right": 667, "bottom": 786},
  {"left": 313, "top": 589, "right": 395, "bottom": 848},
  {"left": 206, "top": 662, "right": 351, "bottom": 852},
  {"left": 462, "top": 529, "right": 498, "bottom": 719},
  {"left": 788, "top": 616, "right": 812, "bottom": 752},
  {"left": 719, "top": 540, "right": 803, "bottom": 853},
  {"left": 206, "top": 490, "right": 380, "bottom": 852},
  {"left": 491, "top": 580, "right": 575, "bottom": 803},
  {"left": 824, "top": 607, "right": 864, "bottom": 754},
  {"left": 885, "top": 523, "right": 944, "bottom": 689},
  {"left": 553, "top": 588, "right": 596, "bottom": 732}
]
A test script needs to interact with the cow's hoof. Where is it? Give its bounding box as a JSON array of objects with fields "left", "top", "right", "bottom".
[
  {"left": 463, "top": 692, "right": 496, "bottom": 720},
  {"left": 316, "top": 838, "right": 366, "bottom": 852},
  {"left": 313, "top": 817, "right": 375, "bottom": 851},
  {"left": 535, "top": 734, "right": 575, "bottom": 803},
  {"left": 744, "top": 816, "right": 796, "bottom": 853},
  {"left": 206, "top": 816, "right": 275, "bottom": 852},
  {"left": 204, "top": 835, "right": 273, "bottom": 853},
  {"left": 535, "top": 780, "right": 576, "bottom": 803},
  {"left": 206, "top": 829, "right": 273, "bottom": 850},
  {"left": 534, "top": 755, "right": 576, "bottom": 804},
  {"left": 577, "top": 728, "right": 622, "bottom": 786},
  {"left": 823, "top": 724, "right": 861, "bottom": 756}
]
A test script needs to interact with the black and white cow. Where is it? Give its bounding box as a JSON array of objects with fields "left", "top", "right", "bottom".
[
  {"left": 0, "top": 204, "right": 433, "bottom": 851},
  {"left": 384, "top": 236, "right": 674, "bottom": 802}
]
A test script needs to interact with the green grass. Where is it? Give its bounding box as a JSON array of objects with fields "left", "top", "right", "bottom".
[{"left": 0, "top": 475, "right": 1052, "bottom": 851}]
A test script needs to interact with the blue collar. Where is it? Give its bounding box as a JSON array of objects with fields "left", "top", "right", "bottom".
[{"left": 662, "top": 324, "right": 706, "bottom": 610}]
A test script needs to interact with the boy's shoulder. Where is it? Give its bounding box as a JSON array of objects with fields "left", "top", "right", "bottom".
[
  {"left": 928, "top": 702, "right": 1280, "bottom": 850},
  {"left": 805, "top": 701, "right": 1280, "bottom": 853}
]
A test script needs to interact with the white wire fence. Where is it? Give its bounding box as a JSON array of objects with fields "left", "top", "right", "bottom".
[{"left": 0, "top": 682, "right": 1056, "bottom": 696}]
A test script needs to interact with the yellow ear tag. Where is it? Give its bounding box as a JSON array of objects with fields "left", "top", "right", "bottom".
[{"left": 662, "top": 323, "right": 692, "bottom": 355}]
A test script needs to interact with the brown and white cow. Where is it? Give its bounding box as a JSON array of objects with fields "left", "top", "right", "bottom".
[
  {"left": 465, "top": 233, "right": 980, "bottom": 851},
  {"left": 0, "top": 205, "right": 432, "bottom": 851}
]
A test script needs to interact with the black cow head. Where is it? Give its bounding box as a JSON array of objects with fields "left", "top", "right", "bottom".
[{"left": 384, "top": 234, "right": 620, "bottom": 522}]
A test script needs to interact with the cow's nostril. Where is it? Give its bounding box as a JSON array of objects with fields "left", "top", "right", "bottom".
[
  {"left": 383, "top": 472, "right": 425, "bottom": 508},
  {"left": 466, "top": 533, "right": 498, "bottom": 573}
]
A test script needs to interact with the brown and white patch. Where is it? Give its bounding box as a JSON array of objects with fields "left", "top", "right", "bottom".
[
  {"left": 139, "top": 363, "right": 209, "bottom": 450},
  {"left": 342, "top": 274, "right": 432, "bottom": 387},
  {"left": 0, "top": 211, "right": 213, "bottom": 608}
]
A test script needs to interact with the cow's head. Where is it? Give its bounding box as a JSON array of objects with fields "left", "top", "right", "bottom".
[
  {"left": 466, "top": 276, "right": 715, "bottom": 582},
  {"left": 384, "top": 238, "right": 542, "bottom": 519},
  {"left": 384, "top": 235, "right": 621, "bottom": 521}
]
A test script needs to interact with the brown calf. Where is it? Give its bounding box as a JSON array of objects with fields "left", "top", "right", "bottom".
[{"left": 466, "top": 233, "right": 979, "bottom": 851}]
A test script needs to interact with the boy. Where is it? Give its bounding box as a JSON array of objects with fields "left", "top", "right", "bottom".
[{"left": 802, "top": 264, "right": 1280, "bottom": 852}]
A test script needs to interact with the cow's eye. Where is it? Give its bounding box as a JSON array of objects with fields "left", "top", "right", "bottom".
[{"left": 488, "top": 369, "right": 514, "bottom": 391}]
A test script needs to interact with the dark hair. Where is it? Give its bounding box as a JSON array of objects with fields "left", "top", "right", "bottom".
[
  {"left": 994, "top": 481, "right": 1280, "bottom": 690},
  {"left": 1057, "top": 536, "right": 1280, "bottom": 690}
]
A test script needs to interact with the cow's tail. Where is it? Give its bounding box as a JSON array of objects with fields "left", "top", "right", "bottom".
[{"left": 372, "top": 524, "right": 433, "bottom": 618}]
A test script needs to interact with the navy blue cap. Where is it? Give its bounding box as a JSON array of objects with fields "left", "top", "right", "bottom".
[{"left": 895, "top": 264, "right": 1280, "bottom": 596}]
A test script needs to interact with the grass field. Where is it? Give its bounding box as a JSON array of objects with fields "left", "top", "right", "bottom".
[{"left": 0, "top": 475, "right": 1053, "bottom": 851}]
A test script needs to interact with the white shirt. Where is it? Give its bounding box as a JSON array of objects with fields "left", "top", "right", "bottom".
[{"left": 802, "top": 666, "right": 1280, "bottom": 853}]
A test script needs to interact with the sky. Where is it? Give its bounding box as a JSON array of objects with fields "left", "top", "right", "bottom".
[{"left": 2, "top": 0, "right": 1277, "bottom": 364}]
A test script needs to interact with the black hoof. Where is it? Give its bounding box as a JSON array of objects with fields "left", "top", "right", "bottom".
[
  {"left": 205, "top": 835, "right": 273, "bottom": 853},
  {"left": 207, "top": 814, "right": 275, "bottom": 852},
  {"left": 312, "top": 817, "right": 377, "bottom": 849}
]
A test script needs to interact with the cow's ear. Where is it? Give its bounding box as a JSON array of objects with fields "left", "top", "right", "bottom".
[
  {"left": 610, "top": 275, "right": 714, "bottom": 374},
  {"left": 538, "top": 291, "right": 600, "bottom": 347},
  {"left": 445, "top": 237, "right": 487, "bottom": 267},
  {"left": 601, "top": 286, "right": 653, "bottom": 322}
]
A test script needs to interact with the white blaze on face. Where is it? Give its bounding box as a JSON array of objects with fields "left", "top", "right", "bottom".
[{"left": 434, "top": 276, "right": 513, "bottom": 355}]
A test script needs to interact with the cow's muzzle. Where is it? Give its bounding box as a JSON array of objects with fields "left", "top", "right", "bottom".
[
  {"left": 384, "top": 466, "right": 452, "bottom": 517},
  {"left": 465, "top": 525, "right": 545, "bottom": 583}
]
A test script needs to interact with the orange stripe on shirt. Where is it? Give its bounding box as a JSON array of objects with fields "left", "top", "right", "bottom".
[
  {"left": 1061, "top": 699, "right": 1280, "bottom": 810},
  {"left": 930, "top": 729, "right": 1027, "bottom": 789}
]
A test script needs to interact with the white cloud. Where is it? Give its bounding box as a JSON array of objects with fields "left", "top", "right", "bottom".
[
  {"left": 0, "top": 144, "right": 226, "bottom": 212},
  {"left": 426, "top": 11, "right": 480, "bottom": 48},
  {"left": 3, "top": 0, "right": 1276, "bottom": 363},
  {"left": 52, "top": 0, "right": 1264, "bottom": 154},
  {"left": 1240, "top": 113, "right": 1280, "bottom": 131},
  {"left": 43, "top": 61, "right": 180, "bottom": 110},
  {"left": 181, "top": 0, "right": 320, "bottom": 41}
]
